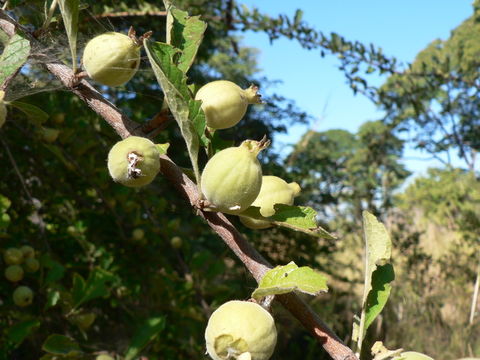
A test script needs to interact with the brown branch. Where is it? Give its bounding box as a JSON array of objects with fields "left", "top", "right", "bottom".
[{"left": 0, "top": 11, "right": 358, "bottom": 360}]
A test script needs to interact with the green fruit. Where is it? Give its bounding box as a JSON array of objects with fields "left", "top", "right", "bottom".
[
  {"left": 83, "top": 32, "right": 141, "bottom": 87},
  {"left": 40, "top": 126, "right": 60, "bottom": 143},
  {"left": 201, "top": 139, "right": 268, "bottom": 214},
  {"left": 5, "top": 265, "right": 24, "bottom": 282},
  {"left": 72, "top": 312, "right": 96, "bottom": 330},
  {"left": 24, "top": 258, "right": 40, "bottom": 273},
  {"left": 132, "top": 228, "right": 145, "bottom": 241},
  {"left": 195, "top": 80, "right": 262, "bottom": 129},
  {"left": 205, "top": 300, "right": 277, "bottom": 360},
  {"left": 4, "top": 248, "right": 23, "bottom": 265},
  {"left": 107, "top": 136, "right": 161, "bottom": 187},
  {"left": 20, "top": 245, "right": 35, "bottom": 259},
  {"left": 239, "top": 176, "right": 301, "bottom": 229},
  {"left": 13, "top": 286, "right": 33, "bottom": 307},
  {"left": 0, "top": 91, "right": 6, "bottom": 129},
  {"left": 51, "top": 112, "right": 65, "bottom": 124},
  {"left": 170, "top": 236, "right": 182, "bottom": 249}
]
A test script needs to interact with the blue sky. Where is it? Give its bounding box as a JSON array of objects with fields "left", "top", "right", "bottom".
[{"left": 237, "top": 1, "right": 473, "bottom": 175}]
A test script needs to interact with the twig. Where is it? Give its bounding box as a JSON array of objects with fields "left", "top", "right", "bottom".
[
  {"left": 469, "top": 257, "right": 480, "bottom": 325},
  {"left": 0, "top": 12, "right": 358, "bottom": 360}
]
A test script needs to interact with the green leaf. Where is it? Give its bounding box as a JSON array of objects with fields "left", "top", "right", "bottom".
[
  {"left": 144, "top": 39, "right": 205, "bottom": 185},
  {"left": 169, "top": 7, "right": 207, "bottom": 73},
  {"left": 0, "top": 31, "right": 30, "bottom": 87},
  {"left": 124, "top": 316, "right": 165, "bottom": 360},
  {"left": 10, "top": 101, "right": 49, "bottom": 125},
  {"left": 71, "top": 268, "right": 116, "bottom": 308},
  {"left": 392, "top": 351, "right": 434, "bottom": 360},
  {"left": 7, "top": 319, "right": 40, "bottom": 347},
  {"left": 240, "top": 204, "right": 335, "bottom": 239},
  {"left": 44, "top": 289, "right": 61, "bottom": 310},
  {"left": 155, "top": 142, "right": 170, "bottom": 155},
  {"left": 42, "top": 254, "right": 66, "bottom": 285},
  {"left": 362, "top": 211, "right": 392, "bottom": 295},
  {"left": 357, "top": 211, "right": 393, "bottom": 348},
  {"left": 364, "top": 263, "right": 394, "bottom": 331},
  {"left": 252, "top": 262, "right": 328, "bottom": 300},
  {"left": 58, "top": 0, "right": 79, "bottom": 71},
  {"left": 41, "top": 334, "right": 81, "bottom": 356}
]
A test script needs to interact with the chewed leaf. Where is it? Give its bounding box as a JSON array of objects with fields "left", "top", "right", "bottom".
[
  {"left": 240, "top": 204, "right": 335, "bottom": 239},
  {"left": 144, "top": 39, "right": 204, "bottom": 185},
  {"left": 252, "top": 262, "right": 328, "bottom": 300},
  {"left": 169, "top": 7, "right": 207, "bottom": 73}
]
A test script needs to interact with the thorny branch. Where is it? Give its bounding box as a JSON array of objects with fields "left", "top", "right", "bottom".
[{"left": 0, "top": 10, "right": 358, "bottom": 360}]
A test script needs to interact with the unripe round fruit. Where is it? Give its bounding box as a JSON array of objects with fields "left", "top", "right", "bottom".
[
  {"left": 107, "top": 136, "right": 161, "bottom": 187},
  {"left": 13, "top": 286, "right": 33, "bottom": 307},
  {"left": 5, "top": 265, "right": 24, "bottom": 282},
  {"left": 82, "top": 32, "right": 141, "bottom": 87},
  {"left": 0, "top": 91, "right": 6, "bottom": 129},
  {"left": 195, "top": 80, "right": 262, "bottom": 129},
  {"left": 201, "top": 140, "right": 268, "bottom": 214},
  {"left": 205, "top": 300, "right": 277, "bottom": 360},
  {"left": 72, "top": 312, "right": 96, "bottom": 331},
  {"left": 40, "top": 127, "right": 60, "bottom": 143},
  {"left": 132, "top": 228, "right": 145, "bottom": 241},
  {"left": 239, "top": 176, "right": 301, "bottom": 229},
  {"left": 170, "top": 236, "right": 182, "bottom": 249},
  {"left": 51, "top": 112, "right": 65, "bottom": 124},
  {"left": 24, "top": 258, "right": 40, "bottom": 273},
  {"left": 4, "top": 248, "right": 23, "bottom": 265},
  {"left": 20, "top": 245, "right": 35, "bottom": 259}
]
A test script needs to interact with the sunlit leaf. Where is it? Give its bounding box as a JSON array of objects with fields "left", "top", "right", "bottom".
[
  {"left": 58, "top": 0, "right": 79, "bottom": 71},
  {"left": 252, "top": 262, "right": 328, "bottom": 299},
  {"left": 0, "top": 31, "right": 30, "bottom": 87}
]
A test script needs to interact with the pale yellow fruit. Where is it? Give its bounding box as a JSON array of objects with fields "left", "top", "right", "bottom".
[
  {"left": 205, "top": 300, "right": 277, "bottom": 360},
  {"left": 5, "top": 265, "right": 24, "bottom": 282},
  {"left": 107, "top": 136, "right": 160, "bottom": 187},
  {"left": 24, "top": 258, "right": 40, "bottom": 273},
  {"left": 132, "top": 228, "right": 145, "bottom": 241},
  {"left": 40, "top": 127, "right": 60, "bottom": 143},
  {"left": 239, "top": 176, "right": 301, "bottom": 229},
  {"left": 71, "top": 312, "right": 96, "bottom": 331},
  {"left": 13, "top": 286, "right": 33, "bottom": 307},
  {"left": 83, "top": 32, "right": 140, "bottom": 87},
  {"left": 170, "top": 236, "right": 182, "bottom": 249},
  {"left": 201, "top": 140, "right": 268, "bottom": 214},
  {"left": 4, "top": 248, "right": 23, "bottom": 265},
  {"left": 195, "top": 80, "right": 262, "bottom": 129},
  {"left": 96, "top": 355, "right": 115, "bottom": 360},
  {"left": 392, "top": 352, "right": 434, "bottom": 360}
]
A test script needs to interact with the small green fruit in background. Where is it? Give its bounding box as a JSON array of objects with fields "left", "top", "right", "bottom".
[
  {"left": 205, "top": 300, "right": 277, "bottom": 360},
  {"left": 239, "top": 176, "right": 301, "bottom": 229},
  {"left": 170, "top": 236, "right": 182, "bottom": 249},
  {"left": 107, "top": 136, "right": 161, "bottom": 187},
  {"left": 201, "top": 139, "right": 269, "bottom": 214},
  {"left": 132, "top": 228, "right": 145, "bottom": 241},
  {"left": 51, "top": 112, "right": 65, "bottom": 124},
  {"left": 24, "top": 258, "right": 40, "bottom": 273},
  {"left": 0, "top": 90, "right": 6, "bottom": 129},
  {"left": 195, "top": 80, "right": 262, "bottom": 130},
  {"left": 4, "top": 248, "right": 23, "bottom": 265},
  {"left": 13, "top": 286, "right": 34, "bottom": 307},
  {"left": 20, "top": 245, "right": 35, "bottom": 259},
  {"left": 83, "top": 32, "right": 141, "bottom": 87},
  {"left": 5, "top": 265, "right": 24, "bottom": 282},
  {"left": 40, "top": 126, "right": 60, "bottom": 143},
  {"left": 71, "top": 312, "right": 96, "bottom": 331}
]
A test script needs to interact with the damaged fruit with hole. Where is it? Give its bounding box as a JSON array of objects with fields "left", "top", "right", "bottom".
[
  {"left": 107, "top": 136, "right": 161, "bottom": 187},
  {"left": 205, "top": 300, "right": 277, "bottom": 360}
]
